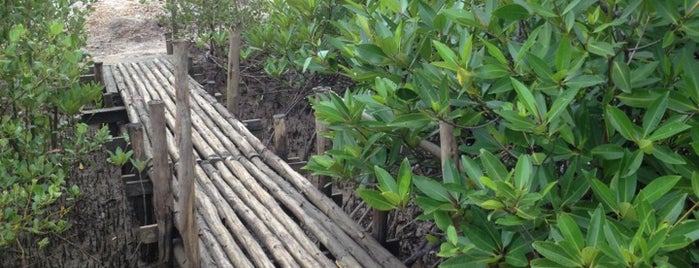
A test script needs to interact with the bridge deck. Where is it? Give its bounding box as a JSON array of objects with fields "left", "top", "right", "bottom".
[{"left": 104, "top": 56, "right": 404, "bottom": 267}]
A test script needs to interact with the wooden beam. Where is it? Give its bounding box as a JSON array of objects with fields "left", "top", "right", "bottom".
[
  {"left": 125, "top": 179, "right": 153, "bottom": 197},
  {"left": 80, "top": 106, "right": 128, "bottom": 125},
  {"left": 150, "top": 100, "right": 174, "bottom": 267},
  {"left": 80, "top": 74, "right": 96, "bottom": 83},
  {"left": 94, "top": 62, "right": 104, "bottom": 84},
  {"left": 173, "top": 40, "right": 199, "bottom": 268},
  {"left": 226, "top": 27, "right": 241, "bottom": 116}
]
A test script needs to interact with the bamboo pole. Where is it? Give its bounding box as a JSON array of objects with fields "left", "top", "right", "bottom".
[
  {"left": 173, "top": 40, "right": 199, "bottom": 268},
  {"left": 313, "top": 87, "right": 332, "bottom": 197},
  {"left": 148, "top": 100, "right": 173, "bottom": 267},
  {"left": 226, "top": 27, "right": 241, "bottom": 116},
  {"left": 273, "top": 114, "right": 288, "bottom": 160}
]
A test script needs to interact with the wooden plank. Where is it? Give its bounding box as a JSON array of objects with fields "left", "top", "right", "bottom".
[
  {"left": 241, "top": 118, "right": 262, "bottom": 131},
  {"left": 150, "top": 100, "right": 173, "bottom": 267},
  {"left": 80, "top": 74, "right": 96, "bottom": 83},
  {"left": 94, "top": 62, "right": 104, "bottom": 84},
  {"left": 226, "top": 27, "right": 241, "bottom": 115},
  {"left": 80, "top": 106, "right": 129, "bottom": 125},
  {"left": 173, "top": 41, "right": 199, "bottom": 268}
]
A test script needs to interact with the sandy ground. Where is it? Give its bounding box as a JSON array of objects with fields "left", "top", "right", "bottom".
[{"left": 85, "top": 0, "right": 166, "bottom": 63}]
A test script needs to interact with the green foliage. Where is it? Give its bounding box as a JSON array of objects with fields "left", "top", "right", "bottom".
[
  {"left": 0, "top": 0, "right": 109, "bottom": 248},
  {"left": 159, "top": 0, "right": 269, "bottom": 56},
  {"left": 288, "top": 0, "right": 699, "bottom": 266}
]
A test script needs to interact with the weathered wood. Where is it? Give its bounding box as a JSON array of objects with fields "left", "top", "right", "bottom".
[
  {"left": 195, "top": 205, "right": 247, "bottom": 268},
  {"left": 126, "top": 123, "right": 146, "bottom": 174},
  {"left": 80, "top": 106, "right": 129, "bottom": 125},
  {"left": 273, "top": 114, "right": 288, "bottom": 159},
  {"left": 241, "top": 118, "right": 263, "bottom": 131},
  {"left": 94, "top": 62, "right": 104, "bottom": 84},
  {"left": 313, "top": 86, "right": 332, "bottom": 197},
  {"left": 164, "top": 32, "right": 173, "bottom": 55},
  {"left": 149, "top": 100, "right": 173, "bottom": 266},
  {"left": 80, "top": 73, "right": 96, "bottom": 83},
  {"left": 138, "top": 224, "right": 159, "bottom": 244},
  {"left": 372, "top": 210, "right": 388, "bottom": 245},
  {"left": 173, "top": 40, "right": 199, "bottom": 268},
  {"left": 226, "top": 27, "right": 241, "bottom": 116}
]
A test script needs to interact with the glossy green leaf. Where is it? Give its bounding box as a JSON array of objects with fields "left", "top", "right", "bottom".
[
  {"left": 513, "top": 155, "right": 531, "bottom": 190},
  {"left": 605, "top": 105, "right": 638, "bottom": 141},
  {"left": 586, "top": 206, "right": 605, "bottom": 247},
  {"left": 532, "top": 241, "right": 582, "bottom": 267},
  {"left": 546, "top": 86, "right": 581, "bottom": 124},
  {"left": 480, "top": 149, "right": 508, "bottom": 181},
  {"left": 432, "top": 40, "right": 457, "bottom": 64},
  {"left": 611, "top": 61, "right": 632, "bottom": 93},
  {"left": 492, "top": 4, "right": 530, "bottom": 20},
  {"left": 558, "top": 214, "right": 585, "bottom": 250},
  {"left": 413, "top": 175, "right": 450, "bottom": 202},
  {"left": 397, "top": 158, "right": 412, "bottom": 200},
  {"left": 357, "top": 188, "right": 395, "bottom": 211},
  {"left": 355, "top": 44, "right": 388, "bottom": 65},
  {"left": 587, "top": 40, "right": 615, "bottom": 57},
  {"left": 590, "top": 178, "right": 617, "bottom": 212},
  {"left": 511, "top": 78, "right": 541, "bottom": 120},
  {"left": 483, "top": 39, "right": 508, "bottom": 65},
  {"left": 642, "top": 92, "right": 669, "bottom": 137},
  {"left": 374, "top": 165, "right": 398, "bottom": 193},
  {"left": 648, "top": 121, "right": 691, "bottom": 141},
  {"left": 591, "top": 144, "right": 624, "bottom": 160},
  {"left": 637, "top": 175, "right": 681, "bottom": 204}
]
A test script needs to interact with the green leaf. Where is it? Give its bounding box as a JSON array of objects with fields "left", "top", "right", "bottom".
[
  {"left": 558, "top": 214, "right": 585, "bottom": 250},
  {"left": 546, "top": 86, "right": 581, "bottom": 124},
  {"left": 492, "top": 4, "right": 530, "bottom": 20},
  {"left": 413, "top": 175, "right": 450, "bottom": 202},
  {"left": 387, "top": 113, "right": 433, "bottom": 129},
  {"left": 374, "top": 165, "right": 398, "bottom": 193},
  {"left": 483, "top": 39, "right": 508, "bottom": 65},
  {"left": 652, "top": 145, "right": 686, "bottom": 165},
  {"left": 591, "top": 144, "right": 624, "bottom": 160},
  {"left": 691, "top": 172, "right": 699, "bottom": 198},
  {"left": 637, "top": 175, "right": 681, "bottom": 204},
  {"left": 355, "top": 44, "right": 388, "bottom": 65},
  {"left": 480, "top": 199, "right": 505, "bottom": 210},
  {"left": 397, "top": 158, "right": 412, "bottom": 201},
  {"left": 357, "top": 188, "right": 395, "bottom": 211},
  {"left": 648, "top": 121, "right": 691, "bottom": 141},
  {"left": 587, "top": 40, "right": 615, "bottom": 57},
  {"left": 556, "top": 35, "right": 572, "bottom": 70},
  {"left": 642, "top": 92, "right": 669, "bottom": 137},
  {"left": 446, "top": 225, "right": 458, "bottom": 245},
  {"left": 432, "top": 40, "right": 457, "bottom": 65},
  {"left": 480, "top": 149, "right": 508, "bottom": 181},
  {"left": 605, "top": 105, "right": 638, "bottom": 141},
  {"left": 586, "top": 205, "right": 605, "bottom": 247},
  {"left": 525, "top": 52, "right": 553, "bottom": 81},
  {"left": 511, "top": 78, "right": 541, "bottom": 120},
  {"left": 532, "top": 241, "right": 582, "bottom": 267},
  {"left": 590, "top": 178, "right": 617, "bottom": 212},
  {"left": 611, "top": 61, "right": 632, "bottom": 93},
  {"left": 513, "top": 155, "right": 531, "bottom": 190}
]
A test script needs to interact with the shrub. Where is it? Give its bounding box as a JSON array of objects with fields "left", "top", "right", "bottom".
[
  {"left": 301, "top": 0, "right": 699, "bottom": 266},
  {"left": 0, "top": 0, "right": 109, "bottom": 249}
]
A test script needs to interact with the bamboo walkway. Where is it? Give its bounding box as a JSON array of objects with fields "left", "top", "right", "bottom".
[{"left": 103, "top": 56, "right": 405, "bottom": 268}]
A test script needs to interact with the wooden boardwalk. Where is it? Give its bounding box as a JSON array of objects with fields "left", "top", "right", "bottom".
[{"left": 102, "top": 56, "right": 405, "bottom": 267}]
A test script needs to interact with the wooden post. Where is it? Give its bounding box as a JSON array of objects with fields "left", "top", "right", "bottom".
[
  {"left": 173, "top": 40, "right": 199, "bottom": 268},
  {"left": 226, "top": 27, "right": 241, "bottom": 116},
  {"left": 126, "top": 123, "right": 145, "bottom": 175},
  {"left": 372, "top": 210, "right": 388, "bottom": 245},
  {"left": 273, "top": 114, "right": 288, "bottom": 160},
  {"left": 165, "top": 32, "right": 173, "bottom": 55},
  {"left": 149, "top": 100, "right": 173, "bottom": 266},
  {"left": 313, "top": 86, "right": 332, "bottom": 197},
  {"left": 94, "top": 62, "right": 104, "bottom": 84}
]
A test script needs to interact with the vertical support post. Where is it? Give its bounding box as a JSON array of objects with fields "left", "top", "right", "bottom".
[
  {"left": 126, "top": 123, "right": 145, "bottom": 177},
  {"left": 313, "top": 86, "right": 332, "bottom": 197},
  {"left": 226, "top": 27, "right": 241, "bottom": 116},
  {"left": 165, "top": 32, "right": 173, "bottom": 55},
  {"left": 173, "top": 40, "right": 199, "bottom": 268},
  {"left": 94, "top": 62, "right": 104, "bottom": 84},
  {"left": 372, "top": 209, "right": 388, "bottom": 245},
  {"left": 149, "top": 100, "right": 173, "bottom": 267},
  {"left": 273, "top": 114, "right": 288, "bottom": 160}
]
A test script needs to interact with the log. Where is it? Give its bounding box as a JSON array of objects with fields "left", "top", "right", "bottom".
[
  {"left": 149, "top": 100, "right": 173, "bottom": 266},
  {"left": 173, "top": 40, "right": 199, "bottom": 268}
]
